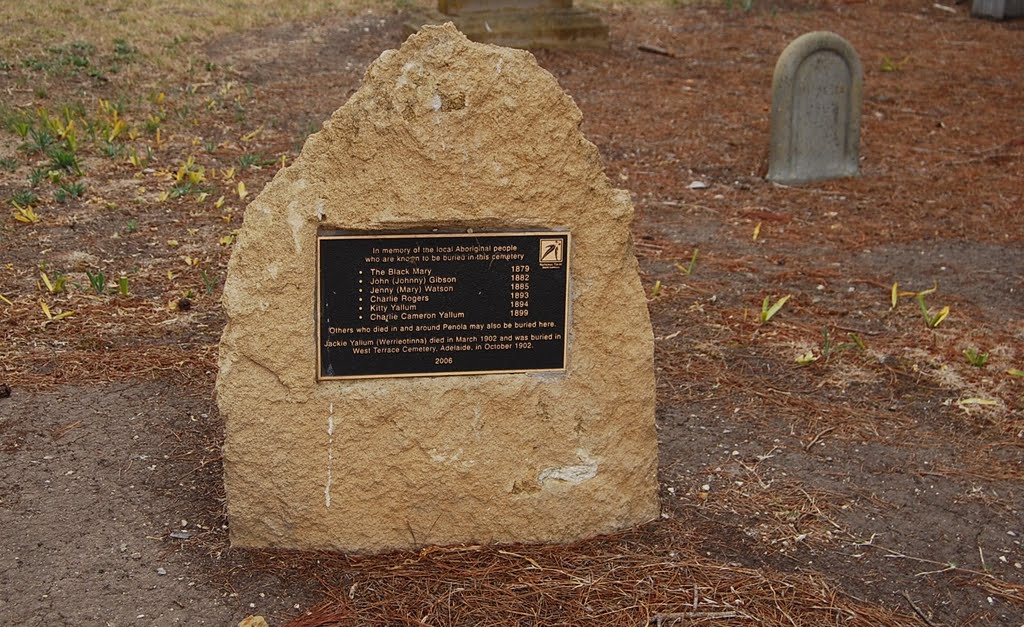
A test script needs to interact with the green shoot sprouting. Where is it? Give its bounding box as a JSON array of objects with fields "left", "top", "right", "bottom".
[
  {"left": 200, "top": 269, "right": 218, "bottom": 295},
  {"left": 915, "top": 287, "right": 949, "bottom": 328},
  {"left": 649, "top": 280, "right": 663, "bottom": 299},
  {"left": 963, "top": 348, "right": 988, "bottom": 368},
  {"left": 760, "top": 295, "right": 791, "bottom": 323},
  {"left": 86, "top": 270, "right": 106, "bottom": 295},
  {"left": 674, "top": 249, "right": 699, "bottom": 276}
]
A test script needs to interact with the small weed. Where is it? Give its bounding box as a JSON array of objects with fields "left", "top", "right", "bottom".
[
  {"left": 848, "top": 332, "right": 866, "bottom": 351},
  {"left": 54, "top": 182, "right": 85, "bottom": 203},
  {"left": 797, "top": 328, "right": 861, "bottom": 366},
  {"left": 964, "top": 348, "right": 989, "bottom": 368},
  {"left": 113, "top": 39, "right": 137, "bottom": 60},
  {"left": 144, "top": 114, "right": 162, "bottom": 135},
  {"left": 39, "top": 270, "right": 68, "bottom": 294},
  {"left": 24, "top": 42, "right": 95, "bottom": 76},
  {"left": 674, "top": 248, "right": 699, "bottom": 276},
  {"left": 9, "top": 118, "right": 31, "bottom": 138},
  {"left": 238, "top": 152, "right": 271, "bottom": 170},
  {"left": 39, "top": 300, "right": 74, "bottom": 322},
  {"left": 914, "top": 286, "right": 949, "bottom": 328},
  {"left": 48, "top": 147, "right": 82, "bottom": 175},
  {"left": 795, "top": 350, "right": 818, "bottom": 366},
  {"left": 24, "top": 127, "right": 56, "bottom": 154},
  {"left": 169, "top": 182, "right": 200, "bottom": 199},
  {"left": 102, "top": 142, "right": 125, "bottom": 159},
  {"left": 820, "top": 327, "right": 864, "bottom": 361},
  {"left": 86, "top": 270, "right": 107, "bottom": 294},
  {"left": 127, "top": 146, "right": 151, "bottom": 168},
  {"left": 200, "top": 269, "right": 219, "bottom": 294},
  {"left": 0, "top": 157, "right": 18, "bottom": 172},
  {"left": 117, "top": 276, "right": 130, "bottom": 296},
  {"left": 11, "top": 204, "right": 40, "bottom": 223},
  {"left": 1008, "top": 369, "right": 1024, "bottom": 378},
  {"left": 175, "top": 155, "right": 205, "bottom": 185},
  {"left": 22, "top": 57, "right": 48, "bottom": 72},
  {"left": 11, "top": 189, "right": 38, "bottom": 207},
  {"left": 760, "top": 295, "right": 791, "bottom": 323},
  {"left": 881, "top": 56, "right": 910, "bottom": 72},
  {"left": 124, "top": 218, "right": 139, "bottom": 233},
  {"left": 55, "top": 42, "right": 94, "bottom": 67},
  {"left": 649, "top": 280, "right": 663, "bottom": 298},
  {"left": 28, "top": 167, "right": 46, "bottom": 187}
]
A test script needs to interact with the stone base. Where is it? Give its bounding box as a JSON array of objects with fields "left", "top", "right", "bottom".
[
  {"left": 971, "top": 0, "right": 1024, "bottom": 18},
  {"left": 404, "top": 10, "right": 608, "bottom": 49}
]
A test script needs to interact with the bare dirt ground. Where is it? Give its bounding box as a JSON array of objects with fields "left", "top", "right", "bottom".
[{"left": 1, "top": 1, "right": 1022, "bottom": 625}]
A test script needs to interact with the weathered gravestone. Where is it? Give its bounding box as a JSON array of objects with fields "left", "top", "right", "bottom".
[
  {"left": 216, "top": 23, "right": 659, "bottom": 552},
  {"left": 767, "top": 31, "right": 863, "bottom": 185},
  {"left": 971, "top": 0, "right": 1024, "bottom": 19},
  {"left": 405, "top": 0, "right": 608, "bottom": 49}
]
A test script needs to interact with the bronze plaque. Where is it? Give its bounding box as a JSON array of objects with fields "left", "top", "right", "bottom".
[{"left": 317, "top": 232, "right": 570, "bottom": 379}]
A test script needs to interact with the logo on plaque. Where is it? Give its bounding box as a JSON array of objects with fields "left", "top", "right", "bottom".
[{"left": 539, "top": 239, "right": 564, "bottom": 268}]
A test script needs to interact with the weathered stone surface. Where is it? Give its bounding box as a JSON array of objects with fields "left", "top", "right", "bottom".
[
  {"left": 767, "top": 31, "right": 863, "bottom": 185},
  {"left": 217, "top": 24, "right": 659, "bottom": 553},
  {"left": 971, "top": 0, "right": 1024, "bottom": 19},
  {"left": 405, "top": 0, "right": 608, "bottom": 49}
]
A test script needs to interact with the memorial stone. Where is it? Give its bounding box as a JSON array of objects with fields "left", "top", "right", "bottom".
[
  {"left": 971, "top": 0, "right": 1024, "bottom": 19},
  {"left": 405, "top": 0, "right": 608, "bottom": 49},
  {"left": 216, "top": 24, "right": 659, "bottom": 553},
  {"left": 767, "top": 31, "right": 863, "bottom": 185}
]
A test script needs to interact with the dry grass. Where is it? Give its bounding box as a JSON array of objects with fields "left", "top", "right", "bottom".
[
  {"left": 275, "top": 519, "right": 917, "bottom": 626},
  {"left": 0, "top": 0, "right": 408, "bottom": 63}
]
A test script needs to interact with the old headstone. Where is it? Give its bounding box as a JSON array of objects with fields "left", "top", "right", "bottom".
[
  {"left": 767, "top": 31, "right": 863, "bottom": 185},
  {"left": 971, "top": 0, "right": 1024, "bottom": 19},
  {"left": 405, "top": 0, "right": 608, "bottom": 49},
  {"left": 216, "top": 23, "right": 659, "bottom": 553}
]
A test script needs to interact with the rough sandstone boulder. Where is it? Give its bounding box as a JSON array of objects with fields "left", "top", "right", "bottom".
[{"left": 217, "top": 23, "right": 659, "bottom": 552}]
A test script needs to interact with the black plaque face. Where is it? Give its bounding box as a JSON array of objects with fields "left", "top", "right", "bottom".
[{"left": 317, "top": 232, "right": 570, "bottom": 379}]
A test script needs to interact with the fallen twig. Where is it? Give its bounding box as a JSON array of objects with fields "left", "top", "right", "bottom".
[{"left": 638, "top": 44, "right": 675, "bottom": 57}]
